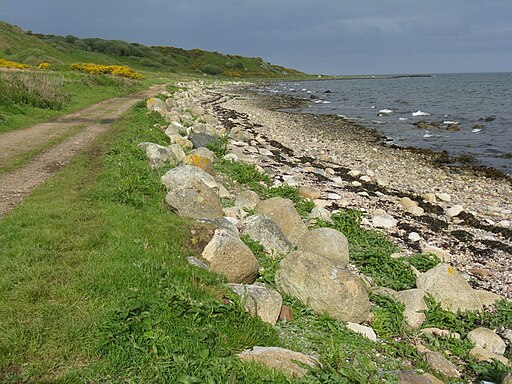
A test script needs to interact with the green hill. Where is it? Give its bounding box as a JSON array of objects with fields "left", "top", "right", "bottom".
[{"left": 0, "top": 21, "right": 306, "bottom": 78}]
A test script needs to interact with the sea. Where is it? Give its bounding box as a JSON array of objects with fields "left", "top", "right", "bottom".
[{"left": 257, "top": 72, "right": 512, "bottom": 176}]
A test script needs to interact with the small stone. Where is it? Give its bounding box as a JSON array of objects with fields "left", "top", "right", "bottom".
[
  {"left": 469, "top": 268, "right": 493, "bottom": 277},
  {"left": 421, "top": 245, "right": 452, "bottom": 263},
  {"left": 446, "top": 205, "right": 464, "bottom": 217},
  {"left": 409, "top": 232, "right": 422, "bottom": 242},
  {"left": 234, "top": 190, "right": 261, "bottom": 210},
  {"left": 436, "top": 193, "right": 451, "bottom": 202},
  {"left": 423, "top": 193, "right": 437, "bottom": 203},
  {"left": 346, "top": 322, "right": 377, "bottom": 341},
  {"left": 327, "top": 193, "right": 341, "bottom": 200},
  {"left": 351, "top": 181, "right": 362, "bottom": 187},
  {"left": 348, "top": 170, "right": 361, "bottom": 177},
  {"left": 298, "top": 186, "right": 321, "bottom": 200},
  {"left": 420, "top": 327, "right": 461, "bottom": 339},
  {"left": 228, "top": 284, "right": 283, "bottom": 325},
  {"left": 469, "top": 346, "right": 509, "bottom": 365},
  {"left": 279, "top": 305, "right": 294, "bottom": 322},
  {"left": 309, "top": 206, "right": 333, "bottom": 223},
  {"left": 360, "top": 175, "right": 372, "bottom": 183},
  {"left": 372, "top": 214, "right": 398, "bottom": 229},
  {"left": 496, "top": 220, "right": 510, "bottom": 228}
]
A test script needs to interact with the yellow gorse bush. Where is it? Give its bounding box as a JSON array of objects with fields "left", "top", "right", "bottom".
[
  {"left": 0, "top": 58, "right": 30, "bottom": 70},
  {"left": 70, "top": 63, "right": 143, "bottom": 79},
  {"left": 38, "top": 62, "right": 51, "bottom": 70}
]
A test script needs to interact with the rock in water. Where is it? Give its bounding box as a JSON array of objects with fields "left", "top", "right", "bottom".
[
  {"left": 416, "top": 263, "right": 483, "bottom": 313},
  {"left": 297, "top": 227, "right": 349, "bottom": 267},
  {"left": 164, "top": 178, "right": 223, "bottom": 219},
  {"left": 238, "top": 347, "right": 318, "bottom": 378},
  {"left": 228, "top": 284, "right": 283, "bottom": 325},
  {"left": 201, "top": 228, "right": 259, "bottom": 284},
  {"left": 275, "top": 251, "right": 370, "bottom": 323},
  {"left": 255, "top": 197, "right": 307, "bottom": 244}
]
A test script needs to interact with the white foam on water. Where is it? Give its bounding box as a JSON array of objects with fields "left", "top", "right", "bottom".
[
  {"left": 379, "top": 109, "right": 393, "bottom": 114},
  {"left": 472, "top": 128, "right": 482, "bottom": 133},
  {"left": 412, "top": 110, "right": 431, "bottom": 116},
  {"left": 423, "top": 131, "right": 433, "bottom": 138},
  {"left": 323, "top": 101, "right": 331, "bottom": 104},
  {"left": 399, "top": 117, "right": 408, "bottom": 121},
  {"left": 443, "top": 120, "right": 459, "bottom": 125}
]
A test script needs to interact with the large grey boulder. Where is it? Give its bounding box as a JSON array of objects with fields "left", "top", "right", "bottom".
[
  {"left": 189, "top": 132, "right": 216, "bottom": 149},
  {"left": 240, "top": 214, "right": 293, "bottom": 256},
  {"left": 161, "top": 165, "right": 229, "bottom": 198},
  {"left": 228, "top": 284, "right": 283, "bottom": 325},
  {"left": 467, "top": 327, "right": 507, "bottom": 355},
  {"left": 275, "top": 251, "right": 371, "bottom": 323},
  {"left": 137, "top": 142, "right": 181, "bottom": 168},
  {"left": 297, "top": 227, "right": 349, "bottom": 267},
  {"left": 416, "top": 263, "right": 483, "bottom": 313},
  {"left": 165, "top": 178, "right": 223, "bottom": 219},
  {"left": 255, "top": 197, "right": 307, "bottom": 244},
  {"left": 146, "top": 97, "right": 167, "bottom": 116},
  {"left": 393, "top": 289, "right": 427, "bottom": 329},
  {"left": 201, "top": 227, "right": 259, "bottom": 284},
  {"left": 238, "top": 347, "right": 318, "bottom": 378}
]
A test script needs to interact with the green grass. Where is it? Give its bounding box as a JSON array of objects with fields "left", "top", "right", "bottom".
[
  {"left": 213, "top": 158, "right": 271, "bottom": 194},
  {"left": 0, "top": 102, "right": 294, "bottom": 383}
]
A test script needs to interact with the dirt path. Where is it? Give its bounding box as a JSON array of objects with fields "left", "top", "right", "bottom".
[{"left": 0, "top": 84, "right": 165, "bottom": 218}]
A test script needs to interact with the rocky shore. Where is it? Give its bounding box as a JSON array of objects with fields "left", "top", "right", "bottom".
[
  {"left": 141, "top": 81, "right": 511, "bottom": 382},
  {"left": 216, "top": 85, "right": 512, "bottom": 299}
]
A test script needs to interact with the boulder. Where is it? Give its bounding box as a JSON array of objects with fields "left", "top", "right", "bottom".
[
  {"left": 146, "top": 97, "right": 167, "bottom": 115},
  {"left": 296, "top": 228, "right": 349, "bottom": 268},
  {"left": 467, "top": 327, "right": 507, "bottom": 355},
  {"left": 165, "top": 178, "right": 223, "bottom": 219},
  {"left": 228, "top": 284, "right": 283, "bottom": 325},
  {"left": 423, "top": 351, "right": 460, "bottom": 378},
  {"left": 469, "top": 346, "right": 509, "bottom": 365},
  {"left": 183, "top": 152, "right": 214, "bottom": 174},
  {"left": 168, "top": 134, "right": 193, "bottom": 150},
  {"left": 393, "top": 289, "right": 427, "bottom": 329},
  {"left": 137, "top": 142, "right": 181, "bottom": 168},
  {"left": 255, "top": 197, "right": 307, "bottom": 244},
  {"left": 229, "top": 126, "right": 252, "bottom": 142},
  {"left": 309, "top": 206, "right": 332, "bottom": 223},
  {"left": 474, "top": 289, "right": 505, "bottom": 306},
  {"left": 503, "top": 373, "right": 512, "bottom": 384},
  {"left": 398, "top": 371, "right": 444, "bottom": 384},
  {"left": 161, "top": 165, "right": 229, "bottom": 198},
  {"left": 189, "top": 132, "right": 217, "bottom": 149},
  {"left": 416, "top": 263, "right": 483, "bottom": 313},
  {"left": 168, "top": 143, "right": 186, "bottom": 164},
  {"left": 234, "top": 190, "right": 261, "bottom": 210},
  {"left": 275, "top": 251, "right": 371, "bottom": 323},
  {"left": 240, "top": 214, "right": 293, "bottom": 256},
  {"left": 201, "top": 227, "right": 258, "bottom": 284},
  {"left": 237, "top": 347, "right": 318, "bottom": 378}
]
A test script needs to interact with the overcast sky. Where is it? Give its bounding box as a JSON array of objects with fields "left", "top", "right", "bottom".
[{"left": 1, "top": 0, "right": 511, "bottom": 75}]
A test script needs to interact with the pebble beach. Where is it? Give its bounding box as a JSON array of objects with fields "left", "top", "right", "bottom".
[{"left": 210, "top": 84, "right": 512, "bottom": 299}]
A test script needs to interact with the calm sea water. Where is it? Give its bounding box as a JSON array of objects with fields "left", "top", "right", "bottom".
[{"left": 260, "top": 73, "right": 512, "bottom": 175}]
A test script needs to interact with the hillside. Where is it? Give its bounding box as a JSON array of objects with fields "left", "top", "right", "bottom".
[{"left": 0, "top": 21, "right": 306, "bottom": 78}]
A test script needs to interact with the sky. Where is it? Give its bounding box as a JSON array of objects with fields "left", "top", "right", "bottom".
[{"left": 1, "top": 0, "right": 511, "bottom": 75}]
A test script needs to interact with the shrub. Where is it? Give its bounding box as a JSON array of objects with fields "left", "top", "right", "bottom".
[
  {"left": 0, "top": 58, "right": 29, "bottom": 70},
  {"left": 38, "top": 62, "right": 50, "bottom": 70},
  {"left": 70, "top": 63, "right": 143, "bottom": 79},
  {"left": 199, "top": 64, "right": 222, "bottom": 76}
]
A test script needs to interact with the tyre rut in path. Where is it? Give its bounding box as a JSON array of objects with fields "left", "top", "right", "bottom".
[{"left": 0, "top": 84, "right": 165, "bottom": 219}]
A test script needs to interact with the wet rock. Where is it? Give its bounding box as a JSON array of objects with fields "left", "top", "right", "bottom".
[
  {"left": 240, "top": 214, "right": 293, "bottom": 255},
  {"left": 467, "top": 327, "right": 507, "bottom": 355},
  {"left": 228, "top": 284, "right": 283, "bottom": 325},
  {"left": 276, "top": 251, "right": 371, "bottom": 323},
  {"left": 201, "top": 227, "right": 259, "bottom": 284},
  {"left": 297, "top": 227, "right": 349, "bottom": 268},
  {"left": 238, "top": 346, "right": 319, "bottom": 378},
  {"left": 255, "top": 197, "right": 308, "bottom": 244},
  {"left": 416, "top": 263, "right": 483, "bottom": 313}
]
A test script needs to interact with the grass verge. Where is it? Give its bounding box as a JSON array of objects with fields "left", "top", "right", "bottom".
[{"left": 0, "top": 102, "right": 292, "bottom": 383}]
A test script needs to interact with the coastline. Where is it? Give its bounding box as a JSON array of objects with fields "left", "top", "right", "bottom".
[{"left": 210, "top": 85, "right": 511, "bottom": 298}]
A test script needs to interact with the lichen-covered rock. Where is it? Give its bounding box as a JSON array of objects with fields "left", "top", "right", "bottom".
[
  {"left": 255, "top": 197, "right": 307, "bottom": 244},
  {"left": 146, "top": 97, "right": 167, "bottom": 115},
  {"left": 201, "top": 228, "right": 259, "bottom": 284},
  {"left": 297, "top": 227, "right": 349, "bottom": 267},
  {"left": 275, "top": 251, "right": 371, "bottom": 323},
  {"left": 161, "top": 165, "right": 229, "bottom": 198},
  {"left": 164, "top": 178, "right": 223, "bottom": 219},
  {"left": 238, "top": 347, "right": 318, "bottom": 378},
  {"left": 416, "top": 263, "right": 483, "bottom": 313},
  {"left": 240, "top": 214, "right": 293, "bottom": 256},
  {"left": 228, "top": 284, "right": 283, "bottom": 325}
]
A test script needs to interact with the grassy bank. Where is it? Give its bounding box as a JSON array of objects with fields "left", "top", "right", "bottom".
[{"left": 0, "top": 103, "right": 291, "bottom": 383}]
